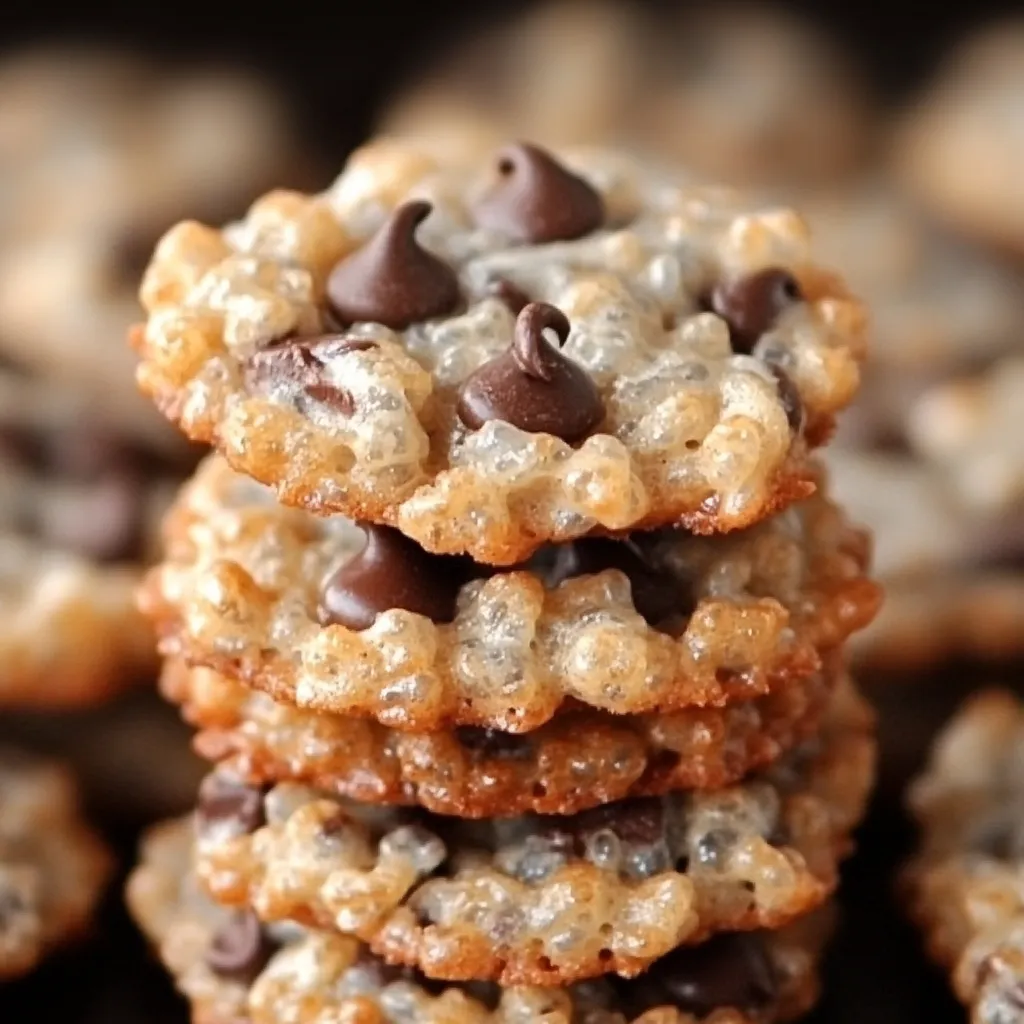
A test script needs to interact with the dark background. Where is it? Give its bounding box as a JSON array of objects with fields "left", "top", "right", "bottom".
[{"left": 1, "top": 0, "right": 1020, "bottom": 1020}]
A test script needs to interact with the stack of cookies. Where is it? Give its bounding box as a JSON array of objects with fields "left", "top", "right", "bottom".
[{"left": 126, "top": 138, "right": 882, "bottom": 1023}]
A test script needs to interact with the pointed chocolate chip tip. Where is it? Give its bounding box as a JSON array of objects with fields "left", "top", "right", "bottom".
[
  {"left": 473, "top": 141, "right": 605, "bottom": 244},
  {"left": 457, "top": 301, "right": 605, "bottom": 442},
  {"left": 512, "top": 302, "right": 570, "bottom": 381},
  {"left": 325, "top": 200, "right": 461, "bottom": 330}
]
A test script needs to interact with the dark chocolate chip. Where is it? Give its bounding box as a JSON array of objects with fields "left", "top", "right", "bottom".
[
  {"left": 317, "top": 524, "right": 469, "bottom": 631},
  {"left": 637, "top": 933, "right": 778, "bottom": 1017},
  {"left": 574, "top": 797, "right": 666, "bottom": 849},
  {"left": 454, "top": 726, "right": 533, "bottom": 761},
  {"left": 195, "top": 773, "right": 266, "bottom": 839},
  {"left": 472, "top": 142, "right": 605, "bottom": 244},
  {"left": 707, "top": 268, "right": 804, "bottom": 355},
  {"left": 457, "top": 302, "right": 605, "bottom": 443},
  {"left": 769, "top": 365, "right": 804, "bottom": 434},
  {"left": 205, "top": 910, "right": 278, "bottom": 984},
  {"left": 530, "top": 536, "right": 697, "bottom": 633},
  {"left": 243, "top": 335, "right": 377, "bottom": 415},
  {"left": 325, "top": 201, "right": 460, "bottom": 330}
]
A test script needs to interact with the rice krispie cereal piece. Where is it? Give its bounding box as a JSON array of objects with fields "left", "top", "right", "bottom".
[
  {"left": 129, "top": 816, "right": 833, "bottom": 1024},
  {"left": 893, "top": 20, "right": 1024, "bottom": 255},
  {"left": 0, "top": 46, "right": 307, "bottom": 446},
  {"left": 190, "top": 679, "right": 873, "bottom": 985},
  {"left": 904, "top": 690, "right": 1024, "bottom": 1022},
  {"left": 0, "top": 748, "right": 111, "bottom": 979},
  {"left": 142, "top": 455, "right": 878, "bottom": 731},
  {"left": 134, "top": 138, "right": 867, "bottom": 564},
  {"left": 160, "top": 658, "right": 839, "bottom": 817},
  {"left": 0, "top": 368, "right": 188, "bottom": 706}
]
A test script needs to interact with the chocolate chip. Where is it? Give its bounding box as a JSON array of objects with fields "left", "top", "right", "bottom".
[
  {"left": 195, "top": 773, "right": 266, "bottom": 839},
  {"left": 707, "top": 268, "right": 804, "bottom": 355},
  {"left": 454, "top": 727, "right": 532, "bottom": 761},
  {"left": 325, "top": 201, "right": 460, "bottom": 330},
  {"left": 457, "top": 302, "right": 604, "bottom": 443},
  {"left": 626, "top": 933, "right": 778, "bottom": 1017},
  {"left": 575, "top": 797, "right": 666, "bottom": 849},
  {"left": 769, "top": 366, "right": 804, "bottom": 434},
  {"left": 663, "top": 934, "right": 778, "bottom": 1015},
  {"left": 530, "top": 536, "right": 697, "bottom": 633},
  {"left": 317, "top": 524, "right": 469, "bottom": 631},
  {"left": 205, "top": 910, "right": 278, "bottom": 984},
  {"left": 244, "top": 335, "right": 377, "bottom": 415},
  {"left": 472, "top": 142, "right": 605, "bottom": 244}
]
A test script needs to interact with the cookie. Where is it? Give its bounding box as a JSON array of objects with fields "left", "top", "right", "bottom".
[
  {"left": 0, "top": 45, "right": 309, "bottom": 447},
  {"left": 160, "top": 656, "right": 840, "bottom": 817},
  {"left": 141, "top": 454, "right": 878, "bottom": 731},
  {"left": 0, "top": 367, "right": 188, "bottom": 706},
  {"left": 903, "top": 690, "right": 1024, "bottom": 1022},
  {"left": 860, "top": 573, "right": 1024, "bottom": 672},
  {"left": 0, "top": 689, "right": 205, "bottom": 825},
  {"left": 189, "top": 678, "right": 873, "bottom": 985},
  {"left": 134, "top": 138, "right": 867, "bottom": 563},
  {"left": 906, "top": 356, "right": 1024, "bottom": 520},
  {"left": 377, "top": 0, "right": 649, "bottom": 163},
  {"left": 130, "top": 815, "right": 834, "bottom": 1024},
  {"left": 0, "top": 748, "right": 111, "bottom": 979},
  {"left": 641, "top": 3, "right": 870, "bottom": 188},
  {"left": 378, "top": 2, "right": 869, "bottom": 190},
  {"left": 804, "top": 183, "right": 1024, "bottom": 380},
  {"left": 893, "top": 20, "right": 1024, "bottom": 256},
  {"left": 827, "top": 449, "right": 1024, "bottom": 669}
]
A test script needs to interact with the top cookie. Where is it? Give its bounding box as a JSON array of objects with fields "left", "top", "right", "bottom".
[{"left": 135, "top": 140, "right": 866, "bottom": 563}]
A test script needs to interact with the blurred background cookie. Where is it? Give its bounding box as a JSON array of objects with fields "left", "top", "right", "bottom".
[
  {"left": 893, "top": 20, "right": 1024, "bottom": 257},
  {"left": 0, "top": 45, "right": 318, "bottom": 448},
  {"left": 378, "top": 0, "right": 872, "bottom": 189}
]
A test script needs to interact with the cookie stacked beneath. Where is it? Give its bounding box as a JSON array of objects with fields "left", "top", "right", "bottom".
[{"left": 126, "top": 139, "right": 881, "bottom": 1022}]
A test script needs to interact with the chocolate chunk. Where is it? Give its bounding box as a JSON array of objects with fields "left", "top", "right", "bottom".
[
  {"left": 657, "top": 934, "right": 778, "bottom": 1016},
  {"left": 244, "top": 335, "right": 377, "bottom": 415},
  {"left": 457, "top": 302, "right": 604, "bottom": 443},
  {"left": 531, "top": 536, "right": 697, "bottom": 633},
  {"left": 325, "top": 201, "right": 460, "bottom": 329},
  {"left": 472, "top": 142, "right": 605, "bottom": 243},
  {"left": 317, "top": 524, "right": 468, "bottom": 631},
  {"left": 205, "top": 910, "right": 278, "bottom": 984},
  {"left": 454, "top": 727, "right": 532, "bottom": 761},
  {"left": 708, "top": 268, "right": 804, "bottom": 355},
  {"left": 769, "top": 366, "right": 804, "bottom": 434},
  {"left": 195, "top": 773, "right": 266, "bottom": 839}
]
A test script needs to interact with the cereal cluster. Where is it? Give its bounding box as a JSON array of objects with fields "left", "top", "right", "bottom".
[{"left": 128, "top": 136, "right": 878, "bottom": 1022}]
